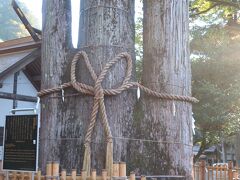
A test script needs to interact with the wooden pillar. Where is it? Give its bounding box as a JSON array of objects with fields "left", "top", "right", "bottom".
[
  {"left": 20, "top": 172, "right": 25, "bottom": 180},
  {"left": 129, "top": 172, "right": 135, "bottom": 180},
  {"left": 102, "top": 169, "right": 107, "bottom": 180},
  {"left": 27, "top": 172, "right": 32, "bottom": 180},
  {"left": 81, "top": 170, "right": 86, "bottom": 180},
  {"left": 228, "top": 161, "right": 233, "bottom": 180},
  {"left": 71, "top": 169, "right": 77, "bottom": 180},
  {"left": 37, "top": 170, "right": 41, "bottom": 180},
  {"left": 61, "top": 170, "right": 66, "bottom": 180},
  {"left": 140, "top": 175, "right": 146, "bottom": 180},
  {"left": 200, "top": 160, "right": 206, "bottom": 180},
  {"left": 52, "top": 162, "right": 59, "bottom": 180},
  {"left": 112, "top": 162, "right": 119, "bottom": 177},
  {"left": 46, "top": 161, "right": 53, "bottom": 180},
  {"left": 0, "top": 173, "right": 4, "bottom": 180},
  {"left": 91, "top": 169, "right": 96, "bottom": 180},
  {"left": 12, "top": 172, "right": 17, "bottom": 180},
  {"left": 119, "top": 162, "right": 126, "bottom": 177}
]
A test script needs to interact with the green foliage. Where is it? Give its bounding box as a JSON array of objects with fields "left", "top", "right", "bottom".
[
  {"left": 192, "top": 23, "right": 240, "bottom": 160},
  {"left": 190, "top": 0, "right": 240, "bottom": 24},
  {"left": 191, "top": 26, "right": 230, "bottom": 58},
  {"left": 190, "top": 0, "right": 240, "bottom": 145},
  {"left": 0, "top": 0, "right": 39, "bottom": 41}
]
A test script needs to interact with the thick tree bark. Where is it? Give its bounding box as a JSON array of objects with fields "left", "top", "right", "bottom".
[
  {"left": 40, "top": 0, "right": 136, "bottom": 174},
  {"left": 78, "top": 0, "right": 136, "bottom": 172},
  {"left": 129, "top": 1, "right": 193, "bottom": 179},
  {"left": 40, "top": 0, "right": 74, "bottom": 173}
]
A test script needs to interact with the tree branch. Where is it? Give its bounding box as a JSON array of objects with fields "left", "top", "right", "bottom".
[
  {"left": 207, "top": 0, "right": 240, "bottom": 8},
  {"left": 190, "top": 0, "right": 240, "bottom": 18},
  {"left": 190, "top": 3, "right": 220, "bottom": 17}
]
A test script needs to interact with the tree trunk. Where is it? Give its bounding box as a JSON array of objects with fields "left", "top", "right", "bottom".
[
  {"left": 40, "top": 0, "right": 136, "bottom": 174},
  {"left": 129, "top": 1, "right": 193, "bottom": 179},
  {"left": 221, "top": 138, "right": 226, "bottom": 163},
  {"left": 78, "top": 0, "right": 136, "bottom": 172},
  {"left": 40, "top": 0, "right": 75, "bottom": 172}
]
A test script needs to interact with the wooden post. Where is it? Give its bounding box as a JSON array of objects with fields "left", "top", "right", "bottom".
[
  {"left": 20, "top": 172, "right": 25, "bottom": 180},
  {"left": 233, "top": 169, "right": 238, "bottom": 179},
  {"left": 91, "top": 169, "right": 96, "bottom": 180},
  {"left": 228, "top": 161, "right": 233, "bottom": 180},
  {"left": 28, "top": 172, "right": 32, "bottom": 180},
  {"left": 112, "top": 162, "right": 119, "bottom": 177},
  {"left": 119, "top": 162, "right": 126, "bottom": 177},
  {"left": 200, "top": 160, "right": 206, "bottom": 180},
  {"left": 220, "top": 165, "right": 223, "bottom": 179},
  {"left": 52, "top": 162, "right": 59, "bottom": 180},
  {"left": 46, "top": 161, "right": 53, "bottom": 180},
  {"left": 61, "top": 170, "right": 66, "bottom": 180},
  {"left": 140, "top": 175, "right": 146, "bottom": 180},
  {"left": 37, "top": 170, "right": 41, "bottom": 180},
  {"left": 81, "top": 170, "right": 86, "bottom": 180},
  {"left": 0, "top": 173, "right": 4, "bottom": 180},
  {"left": 12, "top": 172, "right": 17, "bottom": 180},
  {"left": 210, "top": 166, "right": 213, "bottom": 179},
  {"left": 216, "top": 165, "right": 219, "bottom": 179},
  {"left": 71, "top": 169, "right": 77, "bottom": 180},
  {"left": 207, "top": 166, "right": 210, "bottom": 179},
  {"left": 102, "top": 169, "right": 107, "bottom": 180},
  {"left": 236, "top": 164, "right": 239, "bottom": 178},
  {"left": 129, "top": 172, "right": 135, "bottom": 180},
  {"left": 224, "top": 164, "right": 227, "bottom": 179}
]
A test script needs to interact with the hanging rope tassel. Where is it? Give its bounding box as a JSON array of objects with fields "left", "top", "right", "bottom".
[
  {"left": 106, "top": 138, "right": 113, "bottom": 177},
  {"left": 83, "top": 142, "right": 91, "bottom": 176}
]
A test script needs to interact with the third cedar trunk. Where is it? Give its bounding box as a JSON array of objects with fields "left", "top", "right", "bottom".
[{"left": 128, "top": 1, "right": 193, "bottom": 179}]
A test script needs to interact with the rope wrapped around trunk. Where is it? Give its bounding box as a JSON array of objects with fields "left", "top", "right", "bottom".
[{"left": 38, "top": 51, "right": 199, "bottom": 176}]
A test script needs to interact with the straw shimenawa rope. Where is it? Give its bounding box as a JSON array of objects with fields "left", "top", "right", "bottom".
[{"left": 38, "top": 51, "right": 199, "bottom": 176}]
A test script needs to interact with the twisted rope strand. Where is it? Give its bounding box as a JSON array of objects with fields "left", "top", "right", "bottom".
[
  {"left": 38, "top": 51, "right": 199, "bottom": 176},
  {"left": 38, "top": 52, "right": 198, "bottom": 103}
]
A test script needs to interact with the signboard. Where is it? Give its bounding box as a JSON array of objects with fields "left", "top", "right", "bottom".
[{"left": 3, "top": 114, "right": 38, "bottom": 171}]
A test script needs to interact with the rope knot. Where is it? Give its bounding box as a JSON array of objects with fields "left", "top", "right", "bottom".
[
  {"left": 37, "top": 50, "right": 199, "bottom": 176},
  {"left": 69, "top": 51, "right": 135, "bottom": 176},
  {"left": 70, "top": 51, "right": 133, "bottom": 98},
  {"left": 94, "top": 84, "right": 104, "bottom": 100},
  {"left": 70, "top": 51, "right": 135, "bottom": 144}
]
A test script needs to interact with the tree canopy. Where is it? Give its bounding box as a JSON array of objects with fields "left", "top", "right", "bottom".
[
  {"left": 190, "top": 0, "right": 240, "bottom": 21},
  {"left": 190, "top": 0, "right": 240, "bottom": 160}
]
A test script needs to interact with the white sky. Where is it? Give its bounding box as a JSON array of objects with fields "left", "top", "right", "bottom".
[{"left": 19, "top": 0, "right": 143, "bottom": 48}]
